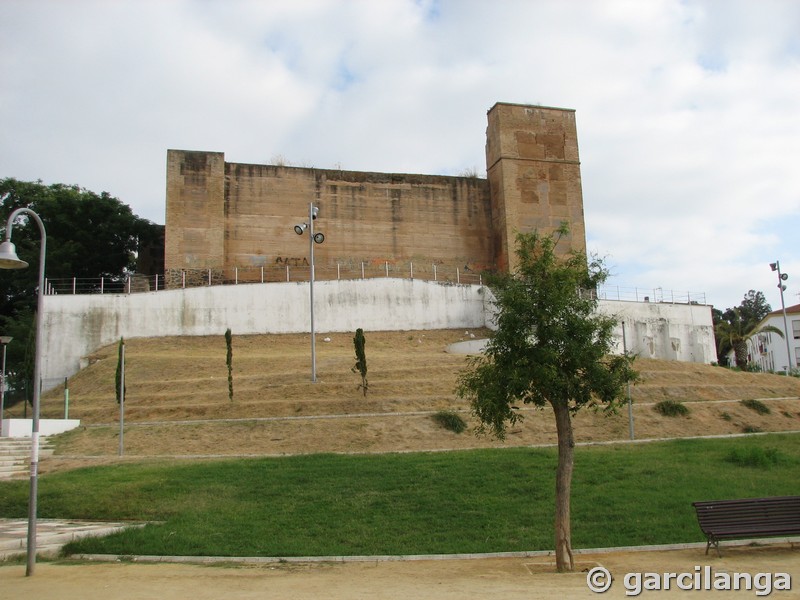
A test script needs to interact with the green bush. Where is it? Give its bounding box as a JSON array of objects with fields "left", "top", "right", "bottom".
[
  {"left": 742, "top": 424, "right": 762, "bottom": 434},
  {"left": 654, "top": 400, "right": 689, "bottom": 417},
  {"left": 432, "top": 411, "right": 467, "bottom": 434},
  {"left": 725, "top": 447, "right": 784, "bottom": 468},
  {"left": 720, "top": 411, "right": 732, "bottom": 422},
  {"left": 741, "top": 399, "right": 770, "bottom": 415}
]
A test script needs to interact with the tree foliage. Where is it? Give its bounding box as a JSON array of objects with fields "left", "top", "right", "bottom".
[
  {"left": 0, "top": 178, "right": 161, "bottom": 399},
  {"left": 456, "top": 224, "right": 637, "bottom": 572},
  {"left": 352, "top": 328, "right": 368, "bottom": 396},
  {"left": 225, "top": 328, "right": 234, "bottom": 402},
  {"left": 115, "top": 337, "right": 126, "bottom": 404},
  {"left": 714, "top": 290, "right": 779, "bottom": 369}
]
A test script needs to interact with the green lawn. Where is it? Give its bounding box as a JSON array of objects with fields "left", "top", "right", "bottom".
[{"left": 1, "top": 434, "right": 798, "bottom": 557}]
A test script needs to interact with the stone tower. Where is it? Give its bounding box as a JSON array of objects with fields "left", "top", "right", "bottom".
[{"left": 485, "top": 102, "right": 587, "bottom": 272}]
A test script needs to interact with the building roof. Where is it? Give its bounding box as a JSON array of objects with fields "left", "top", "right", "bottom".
[{"left": 767, "top": 303, "right": 800, "bottom": 317}]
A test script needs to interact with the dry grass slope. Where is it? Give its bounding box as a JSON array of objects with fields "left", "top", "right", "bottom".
[{"left": 8, "top": 329, "right": 798, "bottom": 471}]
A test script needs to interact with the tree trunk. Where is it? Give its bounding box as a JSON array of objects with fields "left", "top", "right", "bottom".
[
  {"left": 732, "top": 340, "right": 749, "bottom": 370},
  {"left": 551, "top": 400, "right": 575, "bottom": 572}
]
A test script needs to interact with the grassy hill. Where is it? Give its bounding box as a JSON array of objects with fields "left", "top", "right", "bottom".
[{"left": 7, "top": 328, "right": 798, "bottom": 470}]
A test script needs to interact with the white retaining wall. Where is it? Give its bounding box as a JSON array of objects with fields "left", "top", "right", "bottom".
[{"left": 40, "top": 279, "right": 717, "bottom": 391}]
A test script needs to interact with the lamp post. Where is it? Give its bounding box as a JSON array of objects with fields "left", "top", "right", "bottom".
[
  {"left": 0, "top": 207, "right": 46, "bottom": 577},
  {"left": 294, "top": 203, "right": 325, "bottom": 382},
  {"left": 0, "top": 336, "right": 11, "bottom": 435},
  {"left": 770, "top": 261, "right": 794, "bottom": 373}
]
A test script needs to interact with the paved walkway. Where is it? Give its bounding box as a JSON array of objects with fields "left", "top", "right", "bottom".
[{"left": 0, "top": 518, "right": 135, "bottom": 560}]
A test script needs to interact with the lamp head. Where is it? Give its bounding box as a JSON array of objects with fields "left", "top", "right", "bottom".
[
  {"left": 294, "top": 223, "right": 307, "bottom": 235},
  {"left": 311, "top": 206, "right": 319, "bottom": 220},
  {"left": 780, "top": 273, "right": 789, "bottom": 281},
  {"left": 0, "top": 336, "right": 12, "bottom": 345},
  {"left": 0, "top": 240, "right": 28, "bottom": 269},
  {"left": 313, "top": 232, "right": 325, "bottom": 244},
  {"left": 770, "top": 262, "right": 778, "bottom": 272}
]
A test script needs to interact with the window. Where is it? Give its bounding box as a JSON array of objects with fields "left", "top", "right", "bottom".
[{"left": 793, "top": 319, "right": 800, "bottom": 340}]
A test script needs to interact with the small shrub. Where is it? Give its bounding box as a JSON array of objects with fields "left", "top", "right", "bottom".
[
  {"left": 725, "top": 447, "right": 783, "bottom": 468},
  {"left": 740, "top": 399, "right": 770, "bottom": 415},
  {"left": 742, "top": 424, "right": 762, "bottom": 434},
  {"left": 432, "top": 411, "right": 467, "bottom": 434},
  {"left": 720, "top": 411, "right": 732, "bottom": 422},
  {"left": 654, "top": 400, "right": 689, "bottom": 417},
  {"left": 782, "top": 411, "right": 795, "bottom": 419}
]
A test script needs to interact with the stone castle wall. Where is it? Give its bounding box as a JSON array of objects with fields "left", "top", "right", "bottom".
[{"left": 165, "top": 103, "right": 588, "bottom": 284}]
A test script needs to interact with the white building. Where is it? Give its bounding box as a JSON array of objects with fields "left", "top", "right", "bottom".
[{"left": 744, "top": 303, "right": 800, "bottom": 373}]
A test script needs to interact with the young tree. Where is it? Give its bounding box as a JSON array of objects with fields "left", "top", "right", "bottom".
[
  {"left": 352, "top": 328, "right": 368, "bottom": 397},
  {"left": 456, "top": 225, "right": 637, "bottom": 572},
  {"left": 225, "top": 328, "right": 233, "bottom": 401},
  {"left": 115, "top": 337, "right": 125, "bottom": 404}
]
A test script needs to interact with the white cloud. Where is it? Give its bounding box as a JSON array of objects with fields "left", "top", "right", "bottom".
[{"left": 1, "top": 0, "right": 799, "bottom": 311}]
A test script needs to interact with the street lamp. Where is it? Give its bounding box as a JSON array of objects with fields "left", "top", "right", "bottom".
[
  {"left": 770, "top": 261, "right": 794, "bottom": 373},
  {"left": 0, "top": 207, "right": 46, "bottom": 577},
  {"left": 0, "top": 335, "right": 12, "bottom": 435},
  {"left": 294, "top": 203, "right": 324, "bottom": 382}
]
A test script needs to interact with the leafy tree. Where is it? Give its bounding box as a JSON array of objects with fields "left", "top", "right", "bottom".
[
  {"left": 0, "top": 178, "right": 160, "bottom": 397},
  {"left": 225, "top": 328, "right": 233, "bottom": 401},
  {"left": 714, "top": 290, "right": 777, "bottom": 368},
  {"left": 352, "top": 328, "right": 368, "bottom": 396},
  {"left": 456, "top": 224, "right": 637, "bottom": 572},
  {"left": 715, "top": 308, "right": 783, "bottom": 370}
]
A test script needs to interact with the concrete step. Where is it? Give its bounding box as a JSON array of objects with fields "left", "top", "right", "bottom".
[{"left": 0, "top": 437, "right": 54, "bottom": 480}]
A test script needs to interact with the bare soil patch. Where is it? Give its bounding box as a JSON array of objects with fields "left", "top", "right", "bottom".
[
  {"left": 1, "top": 544, "right": 797, "bottom": 599},
  {"left": 2, "top": 328, "right": 796, "bottom": 473}
]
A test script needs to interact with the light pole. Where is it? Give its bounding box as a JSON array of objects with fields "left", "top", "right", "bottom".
[
  {"left": 294, "top": 203, "right": 325, "bottom": 382},
  {"left": 0, "top": 207, "right": 46, "bottom": 577},
  {"left": 770, "top": 261, "right": 794, "bottom": 372},
  {"left": 0, "top": 336, "right": 11, "bottom": 435}
]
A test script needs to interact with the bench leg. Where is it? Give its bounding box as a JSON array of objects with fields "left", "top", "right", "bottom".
[{"left": 706, "top": 539, "right": 721, "bottom": 557}]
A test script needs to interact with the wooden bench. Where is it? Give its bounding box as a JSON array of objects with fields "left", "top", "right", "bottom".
[{"left": 692, "top": 496, "right": 800, "bottom": 556}]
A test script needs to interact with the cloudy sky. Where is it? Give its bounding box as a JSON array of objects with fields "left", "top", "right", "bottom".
[{"left": 1, "top": 0, "right": 799, "bottom": 311}]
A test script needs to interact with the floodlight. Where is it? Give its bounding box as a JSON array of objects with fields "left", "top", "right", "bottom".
[
  {"left": 781, "top": 273, "right": 788, "bottom": 281},
  {"left": 313, "top": 232, "right": 325, "bottom": 244},
  {"left": 294, "top": 223, "right": 307, "bottom": 235}
]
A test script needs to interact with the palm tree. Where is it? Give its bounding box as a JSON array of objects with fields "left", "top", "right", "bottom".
[{"left": 715, "top": 308, "right": 784, "bottom": 369}]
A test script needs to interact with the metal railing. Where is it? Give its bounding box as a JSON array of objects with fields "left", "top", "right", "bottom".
[
  {"left": 43, "top": 264, "right": 707, "bottom": 305},
  {"left": 44, "top": 262, "right": 484, "bottom": 295}
]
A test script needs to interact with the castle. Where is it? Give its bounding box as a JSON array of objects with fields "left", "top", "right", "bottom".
[
  {"left": 165, "top": 102, "right": 587, "bottom": 283},
  {"left": 37, "top": 102, "right": 717, "bottom": 392}
]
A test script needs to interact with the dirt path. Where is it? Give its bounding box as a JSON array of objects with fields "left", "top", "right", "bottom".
[{"left": 1, "top": 544, "right": 797, "bottom": 599}]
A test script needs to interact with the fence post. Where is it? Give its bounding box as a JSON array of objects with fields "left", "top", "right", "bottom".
[
  {"left": 457, "top": 268, "right": 460, "bottom": 284},
  {"left": 155, "top": 274, "right": 159, "bottom": 291},
  {"left": 337, "top": 263, "right": 340, "bottom": 280},
  {"left": 208, "top": 269, "right": 212, "bottom": 286},
  {"left": 286, "top": 265, "right": 290, "bottom": 282},
  {"left": 385, "top": 261, "right": 389, "bottom": 277},
  {"left": 261, "top": 267, "right": 264, "bottom": 283},
  {"left": 126, "top": 275, "right": 131, "bottom": 294},
  {"left": 72, "top": 277, "right": 76, "bottom": 295},
  {"left": 63, "top": 377, "right": 69, "bottom": 419},
  {"left": 100, "top": 277, "right": 104, "bottom": 294},
  {"left": 182, "top": 270, "right": 186, "bottom": 288},
  {"left": 361, "top": 262, "right": 365, "bottom": 279},
  {"left": 433, "top": 264, "right": 437, "bottom": 281},
  {"left": 410, "top": 262, "right": 413, "bottom": 280}
]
